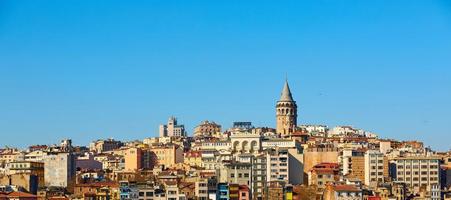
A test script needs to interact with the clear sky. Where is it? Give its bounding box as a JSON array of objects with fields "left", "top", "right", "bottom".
[{"left": 0, "top": 1, "right": 450, "bottom": 150}]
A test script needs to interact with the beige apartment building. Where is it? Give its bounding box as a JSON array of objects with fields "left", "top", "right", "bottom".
[
  {"left": 150, "top": 144, "right": 184, "bottom": 168},
  {"left": 89, "top": 139, "right": 123, "bottom": 153},
  {"left": 0, "top": 149, "right": 24, "bottom": 166},
  {"left": 308, "top": 163, "right": 340, "bottom": 191},
  {"left": 304, "top": 146, "right": 340, "bottom": 174},
  {"left": 6, "top": 161, "right": 44, "bottom": 187},
  {"left": 124, "top": 147, "right": 142, "bottom": 172},
  {"left": 395, "top": 156, "right": 441, "bottom": 195},
  {"left": 193, "top": 120, "right": 222, "bottom": 138},
  {"left": 364, "top": 150, "right": 389, "bottom": 187},
  {"left": 341, "top": 149, "right": 365, "bottom": 182},
  {"left": 44, "top": 152, "right": 76, "bottom": 188}
]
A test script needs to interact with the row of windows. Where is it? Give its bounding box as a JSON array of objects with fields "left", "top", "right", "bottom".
[
  {"left": 397, "top": 165, "right": 438, "bottom": 169},
  {"left": 398, "top": 171, "right": 438, "bottom": 175},
  {"left": 230, "top": 173, "right": 250, "bottom": 178},
  {"left": 397, "top": 160, "right": 438, "bottom": 164},
  {"left": 370, "top": 172, "right": 384, "bottom": 176},
  {"left": 138, "top": 192, "right": 154, "bottom": 197},
  {"left": 370, "top": 178, "right": 384, "bottom": 182},
  {"left": 397, "top": 177, "right": 439, "bottom": 181},
  {"left": 371, "top": 166, "right": 384, "bottom": 170},
  {"left": 317, "top": 174, "right": 333, "bottom": 179}
]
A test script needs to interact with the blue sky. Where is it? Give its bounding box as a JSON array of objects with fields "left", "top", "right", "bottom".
[{"left": 0, "top": 1, "right": 450, "bottom": 150}]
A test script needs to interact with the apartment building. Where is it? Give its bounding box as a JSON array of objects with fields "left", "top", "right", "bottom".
[
  {"left": 323, "top": 184, "right": 363, "bottom": 200},
  {"left": 89, "top": 139, "right": 123, "bottom": 153},
  {"left": 150, "top": 144, "right": 184, "bottom": 168},
  {"left": 341, "top": 149, "right": 365, "bottom": 182},
  {"left": 266, "top": 148, "right": 289, "bottom": 183},
  {"left": 364, "top": 150, "right": 388, "bottom": 187},
  {"left": 395, "top": 156, "right": 441, "bottom": 197},
  {"left": 159, "top": 117, "right": 186, "bottom": 137},
  {"left": 304, "top": 146, "right": 340, "bottom": 174},
  {"left": 124, "top": 147, "right": 143, "bottom": 172},
  {"left": 44, "top": 152, "right": 76, "bottom": 187},
  {"left": 308, "top": 163, "right": 340, "bottom": 191},
  {"left": 194, "top": 120, "right": 222, "bottom": 138},
  {"left": 6, "top": 161, "right": 44, "bottom": 187}
]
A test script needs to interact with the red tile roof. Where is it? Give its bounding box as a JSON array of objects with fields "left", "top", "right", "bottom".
[
  {"left": 0, "top": 191, "right": 37, "bottom": 198},
  {"left": 333, "top": 185, "right": 361, "bottom": 192},
  {"left": 76, "top": 181, "right": 119, "bottom": 188}
]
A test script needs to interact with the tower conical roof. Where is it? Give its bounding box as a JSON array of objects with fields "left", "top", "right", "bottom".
[{"left": 279, "top": 80, "right": 294, "bottom": 101}]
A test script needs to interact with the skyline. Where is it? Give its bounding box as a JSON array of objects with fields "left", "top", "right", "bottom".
[
  {"left": 1, "top": 1, "right": 451, "bottom": 150},
  {"left": 1, "top": 71, "right": 449, "bottom": 151}
]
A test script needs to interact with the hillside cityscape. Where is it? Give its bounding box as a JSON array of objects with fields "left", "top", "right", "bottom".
[{"left": 0, "top": 80, "right": 450, "bottom": 200}]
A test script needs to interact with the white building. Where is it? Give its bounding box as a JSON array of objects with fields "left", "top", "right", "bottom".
[
  {"left": 24, "top": 150, "right": 47, "bottom": 162},
  {"left": 266, "top": 148, "right": 289, "bottom": 183},
  {"left": 262, "top": 138, "right": 296, "bottom": 150},
  {"left": 395, "top": 156, "right": 441, "bottom": 195},
  {"left": 329, "top": 126, "right": 357, "bottom": 137},
  {"left": 379, "top": 140, "right": 392, "bottom": 154},
  {"left": 364, "top": 150, "right": 386, "bottom": 187},
  {"left": 44, "top": 152, "right": 76, "bottom": 187},
  {"left": 299, "top": 125, "right": 328, "bottom": 136},
  {"left": 159, "top": 117, "right": 186, "bottom": 137}
]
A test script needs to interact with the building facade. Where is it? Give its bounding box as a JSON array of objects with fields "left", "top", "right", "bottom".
[
  {"left": 395, "top": 156, "right": 440, "bottom": 196},
  {"left": 43, "top": 152, "right": 76, "bottom": 188},
  {"left": 159, "top": 117, "right": 186, "bottom": 137},
  {"left": 364, "top": 150, "right": 388, "bottom": 187},
  {"left": 194, "top": 121, "right": 222, "bottom": 138}
]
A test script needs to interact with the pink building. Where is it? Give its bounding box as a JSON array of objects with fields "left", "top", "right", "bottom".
[{"left": 238, "top": 185, "right": 250, "bottom": 200}]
